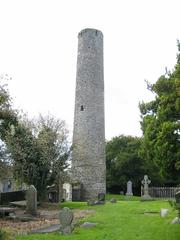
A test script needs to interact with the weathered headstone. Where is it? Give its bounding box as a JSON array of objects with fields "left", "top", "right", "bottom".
[
  {"left": 126, "top": 180, "right": 133, "bottom": 196},
  {"left": 80, "top": 222, "right": 98, "bottom": 228},
  {"left": 110, "top": 198, "right": 117, "bottom": 203},
  {"left": 141, "top": 175, "right": 152, "bottom": 201},
  {"left": 171, "top": 217, "right": 180, "bottom": 224},
  {"left": 59, "top": 207, "right": 74, "bottom": 235},
  {"left": 98, "top": 193, "right": 105, "bottom": 202},
  {"left": 87, "top": 193, "right": 105, "bottom": 206},
  {"left": 160, "top": 208, "right": 169, "bottom": 217},
  {"left": 26, "top": 185, "right": 37, "bottom": 215},
  {"left": 87, "top": 199, "right": 105, "bottom": 206}
]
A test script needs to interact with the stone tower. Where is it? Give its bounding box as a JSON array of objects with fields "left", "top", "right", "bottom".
[{"left": 72, "top": 28, "right": 106, "bottom": 201}]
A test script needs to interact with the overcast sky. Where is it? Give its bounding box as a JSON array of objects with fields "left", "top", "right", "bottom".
[{"left": 0, "top": 0, "right": 180, "bottom": 140}]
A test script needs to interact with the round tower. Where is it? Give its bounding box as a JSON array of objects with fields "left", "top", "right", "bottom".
[{"left": 72, "top": 28, "right": 106, "bottom": 201}]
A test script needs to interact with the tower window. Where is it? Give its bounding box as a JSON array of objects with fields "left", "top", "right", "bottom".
[{"left": 80, "top": 105, "right": 84, "bottom": 111}]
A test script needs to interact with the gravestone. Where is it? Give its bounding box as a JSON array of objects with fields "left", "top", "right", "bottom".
[
  {"left": 87, "top": 193, "right": 105, "bottom": 206},
  {"left": 98, "top": 193, "right": 105, "bottom": 202},
  {"left": 80, "top": 222, "right": 98, "bottom": 228},
  {"left": 171, "top": 216, "right": 180, "bottom": 224},
  {"left": 110, "top": 198, "right": 117, "bottom": 203},
  {"left": 141, "top": 175, "right": 152, "bottom": 201},
  {"left": 126, "top": 180, "right": 133, "bottom": 196},
  {"left": 59, "top": 207, "right": 74, "bottom": 235},
  {"left": 160, "top": 208, "right": 169, "bottom": 217},
  {"left": 26, "top": 185, "right": 37, "bottom": 215}
]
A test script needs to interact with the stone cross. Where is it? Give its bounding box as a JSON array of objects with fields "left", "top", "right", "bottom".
[
  {"left": 59, "top": 207, "right": 74, "bottom": 235},
  {"left": 141, "top": 175, "right": 152, "bottom": 200},
  {"left": 26, "top": 185, "right": 37, "bottom": 215},
  {"left": 126, "top": 180, "right": 133, "bottom": 196},
  {"left": 141, "top": 175, "right": 151, "bottom": 196}
]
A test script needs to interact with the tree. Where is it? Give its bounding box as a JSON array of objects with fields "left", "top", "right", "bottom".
[
  {"left": 139, "top": 43, "right": 180, "bottom": 185},
  {"left": 0, "top": 75, "right": 17, "bottom": 139},
  {"left": 106, "top": 135, "right": 144, "bottom": 195},
  {"left": 34, "top": 115, "right": 70, "bottom": 200},
  {"left": 0, "top": 140, "right": 11, "bottom": 179},
  {"left": 5, "top": 114, "right": 70, "bottom": 201},
  {"left": 0, "top": 74, "right": 17, "bottom": 179}
]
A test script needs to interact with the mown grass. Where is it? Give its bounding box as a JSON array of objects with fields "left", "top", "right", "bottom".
[
  {"left": 105, "top": 193, "right": 140, "bottom": 201},
  {"left": 15, "top": 196, "right": 180, "bottom": 240},
  {"left": 60, "top": 201, "right": 87, "bottom": 209}
]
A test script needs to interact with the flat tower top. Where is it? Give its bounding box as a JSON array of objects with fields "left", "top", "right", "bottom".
[{"left": 78, "top": 28, "right": 103, "bottom": 38}]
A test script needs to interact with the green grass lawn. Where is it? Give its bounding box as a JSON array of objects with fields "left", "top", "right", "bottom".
[
  {"left": 15, "top": 197, "right": 180, "bottom": 240},
  {"left": 105, "top": 193, "right": 140, "bottom": 201}
]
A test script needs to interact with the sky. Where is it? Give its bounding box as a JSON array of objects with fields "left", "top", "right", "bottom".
[{"left": 0, "top": 0, "right": 180, "bottom": 140}]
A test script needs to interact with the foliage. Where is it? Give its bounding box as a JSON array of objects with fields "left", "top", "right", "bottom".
[
  {"left": 0, "top": 229, "right": 13, "bottom": 240},
  {"left": 169, "top": 200, "right": 180, "bottom": 218},
  {"left": 106, "top": 135, "right": 144, "bottom": 194},
  {"left": 0, "top": 74, "right": 17, "bottom": 179},
  {"left": 5, "top": 120, "right": 39, "bottom": 187},
  {"left": 0, "top": 75, "right": 17, "bottom": 139},
  {"left": 0, "top": 75, "right": 70, "bottom": 200},
  {"left": 0, "top": 141, "right": 11, "bottom": 179},
  {"left": 5, "top": 114, "right": 70, "bottom": 201},
  {"left": 139, "top": 43, "right": 180, "bottom": 185},
  {"left": 16, "top": 200, "right": 180, "bottom": 240}
]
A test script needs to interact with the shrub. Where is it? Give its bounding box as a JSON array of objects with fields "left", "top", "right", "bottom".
[{"left": 0, "top": 229, "right": 13, "bottom": 240}]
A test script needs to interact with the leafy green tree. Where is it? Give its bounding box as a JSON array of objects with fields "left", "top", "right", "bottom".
[
  {"left": 106, "top": 135, "right": 144, "bottom": 194},
  {"left": 0, "top": 141, "right": 11, "bottom": 179},
  {"left": 0, "top": 75, "right": 69, "bottom": 199},
  {"left": 139, "top": 43, "right": 180, "bottom": 185},
  {"left": 5, "top": 115, "right": 70, "bottom": 201},
  {"left": 0, "top": 75, "right": 17, "bottom": 139},
  {"left": 34, "top": 115, "right": 70, "bottom": 200},
  {"left": 0, "top": 75, "right": 17, "bottom": 179},
  {"left": 6, "top": 121, "right": 38, "bottom": 186}
]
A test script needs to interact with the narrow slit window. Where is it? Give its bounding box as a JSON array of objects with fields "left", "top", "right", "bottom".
[{"left": 80, "top": 105, "right": 84, "bottom": 111}]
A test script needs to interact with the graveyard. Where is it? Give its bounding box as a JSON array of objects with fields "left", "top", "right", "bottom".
[
  {"left": 0, "top": 194, "right": 180, "bottom": 240},
  {"left": 0, "top": 4, "right": 180, "bottom": 240}
]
